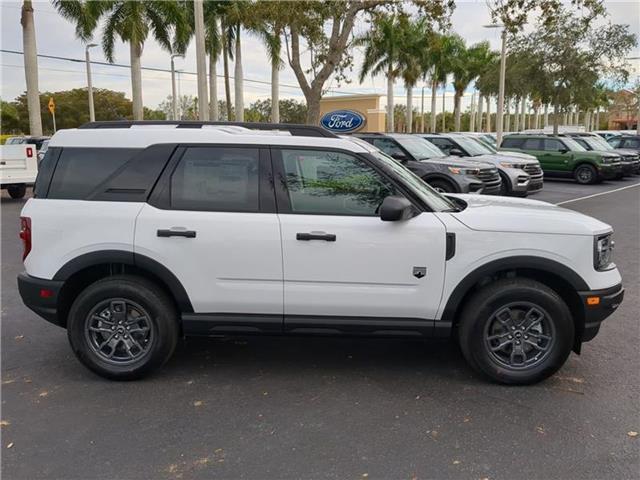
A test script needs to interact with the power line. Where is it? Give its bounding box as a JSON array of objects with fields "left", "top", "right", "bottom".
[{"left": 0, "top": 49, "right": 366, "bottom": 96}]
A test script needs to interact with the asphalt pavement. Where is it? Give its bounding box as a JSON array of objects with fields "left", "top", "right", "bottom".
[{"left": 1, "top": 178, "right": 639, "bottom": 480}]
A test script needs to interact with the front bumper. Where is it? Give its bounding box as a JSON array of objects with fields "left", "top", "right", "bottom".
[
  {"left": 577, "top": 283, "right": 624, "bottom": 342},
  {"left": 621, "top": 161, "right": 640, "bottom": 175},
  {"left": 17, "top": 272, "right": 65, "bottom": 328},
  {"left": 599, "top": 163, "right": 623, "bottom": 180}
]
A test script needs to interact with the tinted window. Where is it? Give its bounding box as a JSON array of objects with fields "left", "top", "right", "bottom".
[
  {"left": 170, "top": 147, "right": 259, "bottom": 212},
  {"left": 622, "top": 138, "right": 640, "bottom": 148},
  {"left": 501, "top": 137, "right": 524, "bottom": 148},
  {"left": 544, "top": 139, "right": 565, "bottom": 152},
  {"left": 281, "top": 149, "right": 397, "bottom": 216},
  {"left": 608, "top": 137, "right": 622, "bottom": 148},
  {"left": 48, "top": 148, "right": 139, "bottom": 199},
  {"left": 395, "top": 136, "right": 446, "bottom": 159},
  {"left": 522, "top": 139, "right": 543, "bottom": 150},
  {"left": 371, "top": 138, "right": 405, "bottom": 158},
  {"left": 426, "top": 137, "right": 454, "bottom": 153}
]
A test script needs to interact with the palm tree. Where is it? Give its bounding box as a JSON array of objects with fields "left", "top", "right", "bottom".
[
  {"left": 21, "top": 0, "right": 42, "bottom": 135},
  {"left": 355, "top": 13, "right": 402, "bottom": 132},
  {"left": 254, "top": 25, "right": 284, "bottom": 123},
  {"left": 450, "top": 41, "right": 492, "bottom": 131},
  {"left": 54, "top": 0, "right": 188, "bottom": 120},
  {"left": 426, "top": 33, "right": 464, "bottom": 133},
  {"left": 397, "top": 17, "right": 431, "bottom": 133}
]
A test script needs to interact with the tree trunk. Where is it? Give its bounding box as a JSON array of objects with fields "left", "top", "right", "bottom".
[
  {"left": 553, "top": 103, "right": 560, "bottom": 135},
  {"left": 406, "top": 86, "right": 413, "bottom": 133},
  {"left": 513, "top": 99, "right": 519, "bottom": 131},
  {"left": 543, "top": 104, "right": 548, "bottom": 128},
  {"left": 477, "top": 94, "right": 484, "bottom": 132},
  {"left": 130, "top": 41, "right": 144, "bottom": 120},
  {"left": 505, "top": 99, "right": 510, "bottom": 131},
  {"left": 234, "top": 25, "right": 244, "bottom": 121},
  {"left": 305, "top": 91, "right": 322, "bottom": 124},
  {"left": 209, "top": 53, "right": 218, "bottom": 121},
  {"left": 271, "top": 58, "right": 279, "bottom": 123},
  {"left": 21, "top": 0, "right": 42, "bottom": 136},
  {"left": 469, "top": 93, "right": 476, "bottom": 132},
  {"left": 386, "top": 69, "right": 394, "bottom": 132},
  {"left": 430, "top": 78, "right": 437, "bottom": 133},
  {"left": 222, "top": 26, "right": 232, "bottom": 120},
  {"left": 595, "top": 108, "right": 600, "bottom": 130},
  {"left": 519, "top": 97, "right": 526, "bottom": 132},
  {"left": 441, "top": 89, "right": 446, "bottom": 132},
  {"left": 454, "top": 91, "right": 462, "bottom": 131},
  {"left": 194, "top": 0, "right": 208, "bottom": 120},
  {"left": 486, "top": 96, "right": 491, "bottom": 132}
]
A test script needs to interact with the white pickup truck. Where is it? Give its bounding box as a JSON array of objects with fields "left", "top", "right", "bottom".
[{"left": 1, "top": 144, "right": 38, "bottom": 199}]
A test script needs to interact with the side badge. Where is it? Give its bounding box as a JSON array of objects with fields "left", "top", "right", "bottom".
[{"left": 413, "top": 266, "right": 426, "bottom": 279}]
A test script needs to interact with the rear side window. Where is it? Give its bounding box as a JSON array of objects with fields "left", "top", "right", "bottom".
[
  {"left": 501, "top": 137, "right": 524, "bottom": 148},
  {"left": 48, "top": 148, "right": 139, "bottom": 200},
  {"left": 522, "top": 139, "right": 543, "bottom": 150},
  {"left": 170, "top": 147, "right": 260, "bottom": 212}
]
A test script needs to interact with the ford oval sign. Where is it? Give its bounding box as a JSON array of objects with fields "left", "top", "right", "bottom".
[{"left": 320, "top": 110, "right": 366, "bottom": 133}]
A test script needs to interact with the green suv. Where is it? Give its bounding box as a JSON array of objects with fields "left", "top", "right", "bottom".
[{"left": 500, "top": 134, "right": 623, "bottom": 184}]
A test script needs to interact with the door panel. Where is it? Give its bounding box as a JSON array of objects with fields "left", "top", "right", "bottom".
[
  {"left": 135, "top": 146, "right": 283, "bottom": 316},
  {"left": 273, "top": 147, "right": 446, "bottom": 324}
]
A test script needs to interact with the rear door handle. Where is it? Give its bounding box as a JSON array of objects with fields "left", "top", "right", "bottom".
[
  {"left": 157, "top": 229, "right": 197, "bottom": 238},
  {"left": 296, "top": 232, "right": 336, "bottom": 242}
]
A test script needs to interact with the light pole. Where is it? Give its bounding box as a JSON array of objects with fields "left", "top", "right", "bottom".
[
  {"left": 175, "top": 69, "right": 183, "bottom": 120},
  {"left": 170, "top": 54, "right": 184, "bottom": 121},
  {"left": 85, "top": 43, "right": 98, "bottom": 122},
  {"left": 484, "top": 23, "right": 507, "bottom": 145}
]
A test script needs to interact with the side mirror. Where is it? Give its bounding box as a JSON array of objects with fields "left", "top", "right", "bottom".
[
  {"left": 380, "top": 196, "right": 414, "bottom": 222},
  {"left": 391, "top": 152, "right": 408, "bottom": 162},
  {"left": 449, "top": 148, "right": 465, "bottom": 156}
]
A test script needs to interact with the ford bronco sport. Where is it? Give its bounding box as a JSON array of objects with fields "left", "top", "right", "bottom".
[{"left": 18, "top": 121, "right": 624, "bottom": 384}]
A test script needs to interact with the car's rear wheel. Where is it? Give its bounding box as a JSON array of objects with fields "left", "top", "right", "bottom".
[
  {"left": 67, "top": 275, "right": 179, "bottom": 380},
  {"left": 427, "top": 178, "right": 456, "bottom": 193},
  {"left": 458, "top": 278, "right": 574, "bottom": 385},
  {"left": 574, "top": 164, "right": 598, "bottom": 184},
  {"left": 7, "top": 184, "right": 27, "bottom": 199}
]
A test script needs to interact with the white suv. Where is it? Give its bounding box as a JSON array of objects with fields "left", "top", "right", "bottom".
[{"left": 18, "top": 121, "right": 624, "bottom": 384}]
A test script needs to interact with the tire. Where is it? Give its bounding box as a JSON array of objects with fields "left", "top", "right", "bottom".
[
  {"left": 427, "top": 178, "right": 456, "bottom": 193},
  {"left": 498, "top": 173, "right": 511, "bottom": 196},
  {"left": 573, "top": 164, "right": 598, "bottom": 185},
  {"left": 7, "top": 184, "right": 27, "bottom": 199},
  {"left": 67, "top": 275, "right": 179, "bottom": 380},
  {"left": 458, "top": 278, "right": 574, "bottom": 385}
]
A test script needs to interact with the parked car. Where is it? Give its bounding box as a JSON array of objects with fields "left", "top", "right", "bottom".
[
  {"left": 607, "top": 134, "right": 640, "bottom": 153},
  {"left": 458, "top": 132, "right": 498, "bottom": 148},
  {"left": 500, "top": 134, "right": 623, "bottom": 184},
  {"left": 593, "top": 131, "right": 622, "bottom": 141},
  {"left": 18, "top": 121, "right": 624, "bottom": 384},
  {"left": 419, "top": 133, "right": 543, "bottom": 197},
  {"left": 352, "top": 133, "right": 501, "bottom": 194},
  {"left": 562, "top": 133, "right": 639, "bottom": 176},
  {"left": 1, "top": 144, "right": 38, "bottom": 198},
  {"left": 5, "top": 135, "right": 50, "bottom": 150}
]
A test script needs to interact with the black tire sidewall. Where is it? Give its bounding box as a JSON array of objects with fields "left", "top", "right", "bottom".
[
  {"left": 428, "top": 179, "right": 456, "bottom": 193},
  {"left": 7, "top": 184, "right": 26, "bottom": 199},
  {"left": 461, "top": 282, "right": 574, "bottom": 385},
  {"left": 67, "top": 276, "right": 178, "bottom": 380}
]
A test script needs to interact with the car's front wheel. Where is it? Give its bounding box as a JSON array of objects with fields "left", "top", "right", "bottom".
[
  {"left": 574, "top": 164, "right": 598, "bottom": 184},
  {"left": 458, "top": 278, "right": 574, "bottom": 385},
  {"left": 67, "top": 275, "right": 179, "bottom": 380},
  {"left": 427, "top": 178, "right": 456, "bottom": 193},
  {"left": 7, "top": 184, "right": 27, "bottom": 199}
]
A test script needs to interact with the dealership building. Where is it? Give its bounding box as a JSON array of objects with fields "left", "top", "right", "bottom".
[{"left": 319, "top": 94, "right": 386, "bottom": 133}]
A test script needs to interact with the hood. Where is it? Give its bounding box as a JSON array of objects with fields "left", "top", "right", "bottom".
[
  {"left": 495, "top": 151, "right": 539, "bottom": 163},
  {"left": 613, "top": 148, "right": 639, "bottom": 157},
  {"left": 421, "top": 156, "right": 493, "bottom": 169},
  {"left": 446, "top": 194, "right": 612, "bottom": 236},
  {"left": 587, "top": 150, "right": 621, "bottom": 159}
]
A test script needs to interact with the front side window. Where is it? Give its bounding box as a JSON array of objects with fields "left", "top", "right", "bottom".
[
  {"left": 170, "top": 147, "right": 260, "bottom": 211},
  {"left": 280, "top": 149, "right": 397, "bottom": 216},
  {"left": 544, "top": 139, "right": 566, "bottom": 152},
  {"left": 371, "top": 138, "right": 405, "bottom": 158},
  {"left": 608, "top": 137, "right": 622, "bottom": 148},
  {"left": 396, "top": 136, "right": 446, "bottom": 159},
  {"left": 622, "top": 138, "right": 640, "bottom": 148}
]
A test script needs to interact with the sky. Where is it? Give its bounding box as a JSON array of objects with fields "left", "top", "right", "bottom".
[{"left": 1, "top": 0, "right": 639, "bottom": 115}]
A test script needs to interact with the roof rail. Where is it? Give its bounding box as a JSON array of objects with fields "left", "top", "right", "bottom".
[{"left": 78, "top": 120, "right": 339, "bottom": 138}]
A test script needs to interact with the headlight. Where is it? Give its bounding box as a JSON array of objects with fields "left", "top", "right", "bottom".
[
  {"left": 448, "top": 166, "right": 479, "bottom": 175},
  {"left": 602, "top": 156, "right": 619, "bottom": 164},
  {"left": 499, "top": 162, "right": 526, "bottom": 169},
  {"left": 594, "top": 233, "right": 615, "bottom": 271}
]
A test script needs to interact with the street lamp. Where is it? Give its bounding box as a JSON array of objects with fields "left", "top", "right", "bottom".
[
  {"left": 85, "top": 43, "right": 98, "bottom": 122},
  {"left": 484, "top": 23, "right": 506, "bottom": 144},
  {"left": 170, "top": 54, "right": 184, "bottom": 121}
]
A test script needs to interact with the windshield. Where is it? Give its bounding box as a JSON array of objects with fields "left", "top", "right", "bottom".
[
  {"left": 562, "top": 137, "right": 587, "bottom": 152},
  {"left": 452, "top": 136, "right": 494, "bottom": 156},
  {"left": 368, "top": 150, "right": 458, "bottom": 212},
  {"left": 394, "top": 136, "right": 446, "bottom": 159},
  {"left": 584, "top": 136, "right": 614, "bottom": 151}
]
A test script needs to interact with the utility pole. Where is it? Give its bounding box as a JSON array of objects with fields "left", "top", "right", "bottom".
[
  {"left": 170, "top": 54, "right": 183, "bottom": 121},
  {"left": 85, "top": 43, "right": 97, "bottom": 122},
  {"left": 21, "top": 0, "right": 42, "bottom": 136},
  {"left": 484, "top": 24, "right": 507, "bottom": 144},
  {"left": 194, "top": 0, "right": 209, "bottom": 120}
]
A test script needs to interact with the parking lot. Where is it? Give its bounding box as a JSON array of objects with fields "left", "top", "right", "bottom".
[{"left": 1, "top": 179, "right": 639, "bottom": 480}]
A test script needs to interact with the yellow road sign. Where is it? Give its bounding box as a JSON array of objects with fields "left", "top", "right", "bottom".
[{"left": 48, "top": 97, "right": 55, "bottom": 114}]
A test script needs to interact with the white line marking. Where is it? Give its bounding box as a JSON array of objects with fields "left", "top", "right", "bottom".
[{"left": 555, "top": 183, "right": 640, "bottom": 205}]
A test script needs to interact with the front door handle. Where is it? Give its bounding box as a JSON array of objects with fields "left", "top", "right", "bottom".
[
  {"left": 296, "top": 232, "right": 336, "bottom": 242},
  {"left": 157, "top": 229, "right": 197, "bottom": 238}
]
